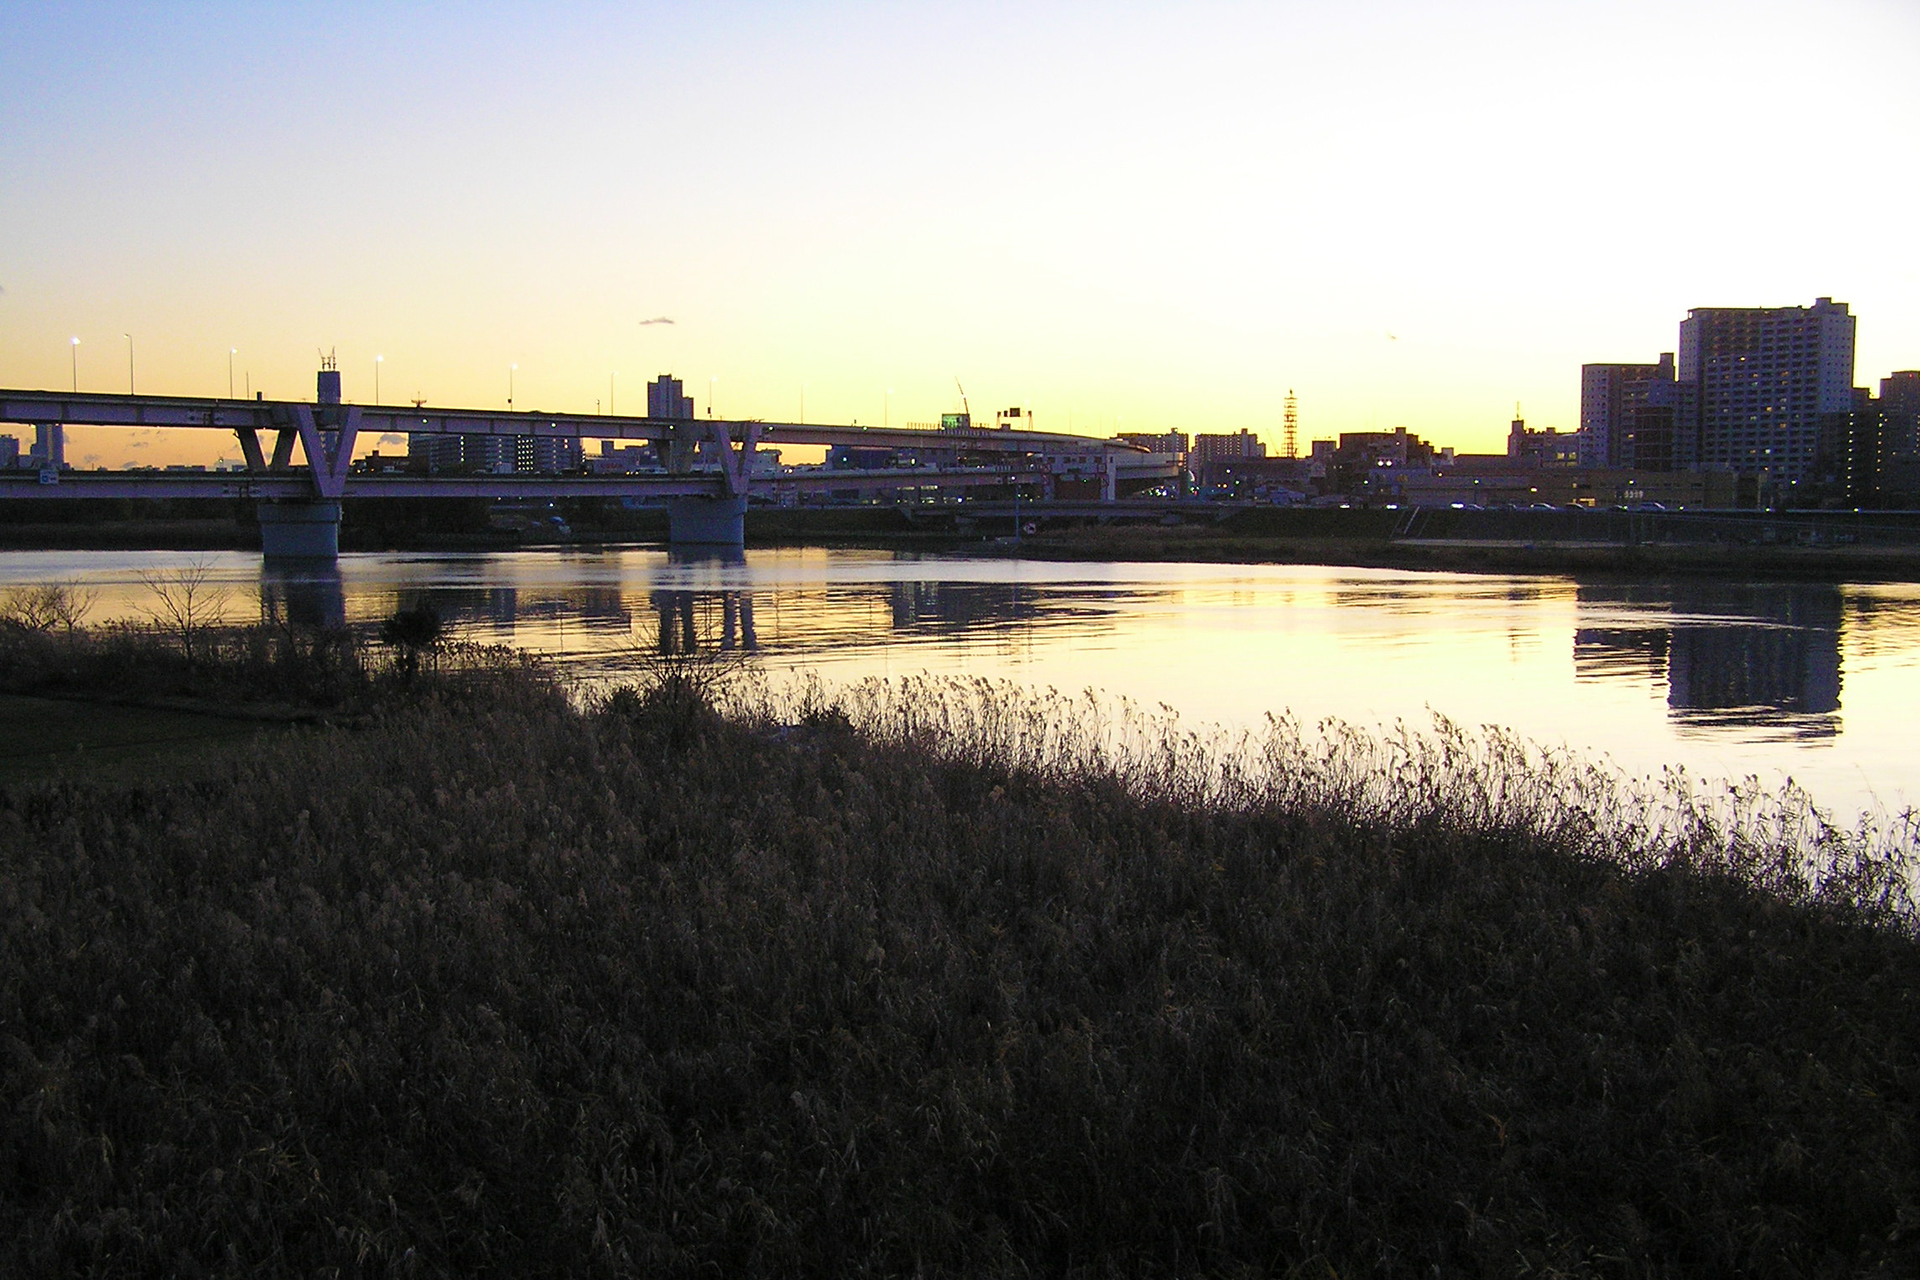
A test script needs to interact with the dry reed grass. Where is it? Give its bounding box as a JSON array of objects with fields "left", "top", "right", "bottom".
[{"left": 1, "top": 647, "right": 1915, "bottom": 1276}]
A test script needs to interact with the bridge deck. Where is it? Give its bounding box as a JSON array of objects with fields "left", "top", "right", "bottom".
[{"left": 0, "top": 389, "right": 1143, "bottom": 455}]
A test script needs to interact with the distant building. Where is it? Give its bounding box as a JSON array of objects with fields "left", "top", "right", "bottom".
[
  {"left": 1883, "top": 370, "right": 1920, "bottom": 421},
  {"left": 1190, "top": 430, "right": 1266, "bottom": 466},
  {"left": 411, "top": 432, "right": 514, "bottom": 474},
  {"left": 1194, "top": 454, "right": 1315, "bottom": 500},
  {"left": 1581, "top": 355, "right": 1681, "bottom": 469},
  {"left": 647, "top": 375, "right": 696, "bottom": 420},
  {"left": 1681, "top": 297, "right": 1856, "bottom": 483},
  {"left": 409, "top": 426, "right": 585, "bottom": 477},
  {"left": 1507, "top": 416, "right": 1579, "bottom": 468},
  {"left": 1320, "top": 427, "right": 1436, "bottom": 497},
  {"left": 515, "top": 435, "right": 584, "bottom": 474},
  {"left": 0, "top": 435, "right": 17, "bottom": 469},
  {"left": 1881, "top": 371, "right": 1920, "bottom": 460},
  {"left": 1812, "top": 376, "right": 1920, "bottom": 507},
  {"left": 590, "top": 440, "right": 659, "bottom": 473},
  {"left": 351, "top": 450, "right": 410, "bottom": 475}
]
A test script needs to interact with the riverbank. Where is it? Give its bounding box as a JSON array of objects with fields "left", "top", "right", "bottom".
[
  {"left": 8, "top": 505, "right": 1920, "bottom": 579},
  {"left": 1, "top": 630, "right": 1915, "bottom": 1274},
  {"left": 993, "top": 522, "right": 1920, "bottom": 580}
]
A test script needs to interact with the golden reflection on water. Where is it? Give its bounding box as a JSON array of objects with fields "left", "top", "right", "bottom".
[{"left": 5, "top": 546, "right": 1919, "bottom": 818}]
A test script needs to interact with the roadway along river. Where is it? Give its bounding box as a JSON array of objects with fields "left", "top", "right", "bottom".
[{"left": 7, "top": 546, "right": 1918, "bottom": 822}]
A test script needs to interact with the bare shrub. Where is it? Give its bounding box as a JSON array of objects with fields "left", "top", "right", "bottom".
[
  {"left": 138, "top": 559, "right": 230, "bottom": 661},
  {"left": 0, "top": 579, "right": 96, "bottom": 636}
]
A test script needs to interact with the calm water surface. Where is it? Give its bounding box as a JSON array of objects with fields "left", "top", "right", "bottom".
[{"left": 7, "top": 546, "right": 1918, "bottom": 820}]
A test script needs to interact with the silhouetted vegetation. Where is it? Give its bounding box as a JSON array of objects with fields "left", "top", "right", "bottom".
[{"left": 1, "top": 640, "right": 1917, "bottom": 1275}]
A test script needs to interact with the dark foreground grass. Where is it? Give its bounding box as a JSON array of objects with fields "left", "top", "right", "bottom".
[
  {"left": 0, "top": 693, "right": 284, "bottom": 788},
  {"left": 1, "top": 649, "right": 1917, "bottom": 1277}
]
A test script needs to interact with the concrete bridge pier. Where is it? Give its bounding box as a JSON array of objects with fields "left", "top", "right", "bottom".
[
  {"left": 666, "top": 494, "right": 748, "bottom": 547},
  {"left": 254, "top": 364, "right": 354, "bottom": 561},
  {"left": 258, "top": 499, "right": 343, "bottom": 559}
]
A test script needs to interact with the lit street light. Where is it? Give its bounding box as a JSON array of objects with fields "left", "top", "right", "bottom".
[{"left": 70, "top": 337, "right": 79, "bottom": 392}]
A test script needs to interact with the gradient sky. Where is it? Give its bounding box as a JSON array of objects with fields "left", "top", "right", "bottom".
[{"left": 3, "top": 0, "right": 1916, "bottom": 469}]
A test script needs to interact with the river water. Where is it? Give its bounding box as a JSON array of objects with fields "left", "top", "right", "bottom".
[{"left": 6, "top": 546, "right": 1918, "bottom": 821}]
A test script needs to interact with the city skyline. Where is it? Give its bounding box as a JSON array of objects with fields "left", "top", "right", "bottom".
[{"left": 3, "top": 0, "right": 1916, "bottom": 469}]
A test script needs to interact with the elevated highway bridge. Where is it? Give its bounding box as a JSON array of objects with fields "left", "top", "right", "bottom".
[{"left": 1, "top": 374, "right": 1178, "bottom": 557}]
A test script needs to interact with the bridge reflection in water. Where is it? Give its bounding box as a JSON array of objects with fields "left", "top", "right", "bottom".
[
  {"left": 651, "top": 549, "right": 757, "bottom": 655},
  {"left": 260, "top": 560, "right": 347, "bottom": 631},
  {"left": 262, "top": 557, "right": 1860, "bottom": 746}
]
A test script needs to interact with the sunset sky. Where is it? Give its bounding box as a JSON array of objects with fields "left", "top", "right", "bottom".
[{"left": 2, "top": 0, "right": 1916, "bottom": 469}]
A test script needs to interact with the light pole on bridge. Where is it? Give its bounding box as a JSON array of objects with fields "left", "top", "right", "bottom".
[
  {"left": 509, "top": 363, "right": 517, "bottom": 411},
  {"left": 228, "top": 348, "right": 236, "bottom": 399},
  {"left": 70, "top": 337, "right": 79, "bottom": 392},
  {"left": 375, "top": 354, "right": 383, "bottom": 406}
]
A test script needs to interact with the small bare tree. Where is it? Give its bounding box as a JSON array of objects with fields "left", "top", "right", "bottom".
[
  {"left": 139, "top": 560, "right": 230, "bottom": 660},
  {"left": 0, "top": 580, "right": 97, "bottom": 637}
]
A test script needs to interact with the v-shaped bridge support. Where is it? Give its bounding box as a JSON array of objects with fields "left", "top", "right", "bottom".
[{"left": 233, "top": 405, "right": 359, "bottom": 499}]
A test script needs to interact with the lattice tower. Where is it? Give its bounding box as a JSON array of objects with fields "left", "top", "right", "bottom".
[{"left": 1283, "top": 389, "right": 1298, "bottom": 458}]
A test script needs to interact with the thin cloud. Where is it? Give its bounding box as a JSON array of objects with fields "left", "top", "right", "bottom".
[
  {"left": 379, "top": 433, "right": 407, "bottom": 446},
  {"left": 638, "top": 316, "right": 674, "bottom": 326}
]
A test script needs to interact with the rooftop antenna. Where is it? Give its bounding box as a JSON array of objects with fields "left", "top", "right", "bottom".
[
  {"left": 1283, "top": 389, "right": 1299, "bottom": 459},
  {"left": 318, "top": 348, "right": 338, "bottom": 371}
]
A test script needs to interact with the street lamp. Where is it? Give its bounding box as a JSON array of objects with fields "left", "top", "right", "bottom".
[
  {"left": 375, "top": 354, "right": 383, "bottom": 406},
  {"left": 228, "top": 348, "right": 236, "bottom": 399},
  {"left": 708, "top": 376, "right": 716, "bottom": 418},
  {"left": 886, "top": 387, "right": 893, "bottom": 428},
  {"left": 509, "top": 363, "right": 517, "bottom": 410},
  {"left": 70, "top": 337, "right": 79, "bottom": 392},
  {"left": 124, "top": 334, "right": 133, "bottom": 394},
  {"left": 610, "top": 371, "right": 616, "bottom": 417}
]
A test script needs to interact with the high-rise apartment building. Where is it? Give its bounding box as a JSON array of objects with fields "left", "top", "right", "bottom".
[
  {"left": 1580, "top": 354, "right": 1679, "bottom": 469},
  {"left": 1679, "top": 297, "right": 1855, "bottom": 482},
  {"left": 648, "top": 375, "right": 696, "bottom": 420}
]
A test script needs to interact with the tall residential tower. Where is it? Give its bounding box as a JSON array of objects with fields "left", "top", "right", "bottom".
[{"left": 1679, "top": 297, "right": 1856, "bottom": 482}]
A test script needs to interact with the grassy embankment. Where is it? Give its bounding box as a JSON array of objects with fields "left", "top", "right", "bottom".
[
  {"left": 2, "top": 615, "right": 1918, "bottom": 1275},
  {"left": 11, "top": 499, "right": 1920, "bottom": 578},
  {"left": 1002, "top": 514, "right": 1920, "bottom": 581}
]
